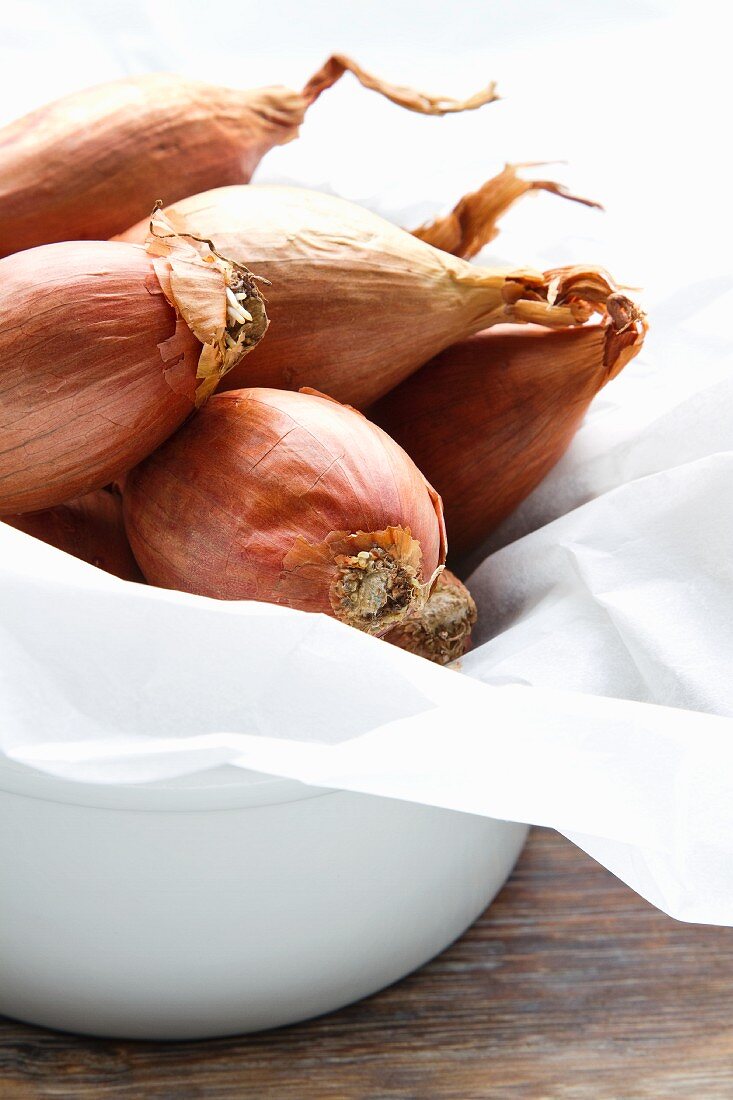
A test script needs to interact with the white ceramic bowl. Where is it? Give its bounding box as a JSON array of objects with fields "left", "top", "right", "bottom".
[{"left": 0, "top": 757, "right": 527, "bottom": 1040}]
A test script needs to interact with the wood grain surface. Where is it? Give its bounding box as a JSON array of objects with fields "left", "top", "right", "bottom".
[{"left": 2, "top": 827, "right": 733, "bottom": 1099}]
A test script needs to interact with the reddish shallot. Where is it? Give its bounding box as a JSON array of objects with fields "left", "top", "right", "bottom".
[{"left": 123, "top": 387, "right": 447, "bottom": 635}]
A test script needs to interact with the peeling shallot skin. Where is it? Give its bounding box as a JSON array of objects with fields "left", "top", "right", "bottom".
[{"left": 0, "top": 241, "right": 201, "bottom": 514}]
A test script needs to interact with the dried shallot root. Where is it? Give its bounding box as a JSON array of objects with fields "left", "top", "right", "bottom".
[
  {"left": 3, "top": 489, "right": 144, "bottom": 583},
  {"left": 0, "top": 59, "right": 498, "bottom": 258},
  {"left": 369, "top": 304, "right": 647, "bottom": 558},
  {"left": 410, "top": 162, "right": 602, "bottom": 259},
  {"left": 384, "top": 570, "right": 477, "bottom": 665},
  {"left": 0, "top": 224, "right": 267, "bottom": 514},
  {"left": 122, "top": 387, "right": 447, "bottom": 635},
  {"left": 118, "top": 185, "right": 633, "bottom": 408}
]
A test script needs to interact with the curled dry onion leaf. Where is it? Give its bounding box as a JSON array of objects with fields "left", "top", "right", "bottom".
[
  {"left": 3, "top": 489, "right": 144, "bottom": 583},
  {"left": 0, "top": 59, "right": 498, "bottom": 258},
  {"left": 410, "top": 162, "right": 602, "bottom": 260},
  {"left": 0, "top": 230, "right": 266, "bottom": 514},
  {"left": 369, "top": 309, "right": 647, "bottom": 559},
  {"left": 301, "top": 54, "right": 498, "bottom": 115},
  {"left": 384, "top": 570, "right": 477, "bottom": 666},
  {"left": 123, "top": 387, "right": 447, "bottom": 636},
  {"left": 118, "top": 184, "right": 636, "bottom": 408}
]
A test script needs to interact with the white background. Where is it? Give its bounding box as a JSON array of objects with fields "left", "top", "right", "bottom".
[{"left": 1, "top": 0, "right": 727, "bottom": 296}]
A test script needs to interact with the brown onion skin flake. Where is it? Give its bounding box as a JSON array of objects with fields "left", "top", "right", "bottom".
[
  {"left": 369, "top": 319, "right": 646, "bottom": 559},
  {"left": 119, "top": 185, "right": 634, "bottom": 410},
  {"left": 123, "top": 387, "right": 446, "bottom": 635},
  {"left": 0, "top": 241, "right": 201, "bottom": 515},
  {"left": 3, "top": 489, "right": 145, "bottom": 583},
  {"left": 0, "top": 62, "right": 498, "bottom": 258}
]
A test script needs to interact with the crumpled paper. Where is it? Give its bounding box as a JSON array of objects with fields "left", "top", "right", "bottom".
[{"left": 2, "top": 0, "right": 732, "bottom": 925}]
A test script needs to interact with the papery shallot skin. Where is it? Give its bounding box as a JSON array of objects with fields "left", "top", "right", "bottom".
[
  {"left": 0, "top": 62, "right": 498, "bottom": 259},
  {"left": 0, "top": 241, "right": 201, "bottom": 514},
  {"left": 123, "top": 388, "right": 446, "bottom": 633},
  {"left": 3, "top": 489, "right": 144, "bottom": 582},
  {"left": 119, "top": 185, "right": 634, "bottom": 409}
]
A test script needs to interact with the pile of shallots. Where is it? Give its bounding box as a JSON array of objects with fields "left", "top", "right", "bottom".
[{"left": 0, "top": 58, "right": 646, "bottom": 666}]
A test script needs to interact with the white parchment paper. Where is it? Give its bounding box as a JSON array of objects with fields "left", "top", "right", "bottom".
[{"left": 1, "top": 0, "right": 732, "bottom": 924}]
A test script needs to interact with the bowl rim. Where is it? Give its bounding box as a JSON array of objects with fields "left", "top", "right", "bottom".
[{"left": 0, "top": 756, "right": 333, "bottom": 813}]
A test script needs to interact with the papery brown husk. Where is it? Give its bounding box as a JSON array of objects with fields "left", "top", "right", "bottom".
[
  {"left": 118, "top": 185, "right": 633, "bottom": 408},
  {"left": 0, "top": 59, "right": 498, "bottom": 258},
  {"left": 3, "top": 489, "right": 144, "bottom": 582},
  {"left": 369, "top": 312, "right": 647, "bottom": 559},
  {"left": 0, "top": 234, "right": 266, "bottom": 514},
  {"left": 411, "top": 163, "right": 602, "bottom": 260},
  {"left": 384, "top": 570, "right": 477, "bottom": 665},
  {"left": 123, "top": 387, "right": 446, "bottom": 635}
]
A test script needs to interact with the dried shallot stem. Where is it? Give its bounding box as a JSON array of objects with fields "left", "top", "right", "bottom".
[
  {"left": 412, "top": 163, "right": 602, "bottom": 259},
  {"left": 465, "top": 265, "right": 646, "bottom": 332},
  {"left": 302, "top": 54, "right": 499, "bottom": 114}
]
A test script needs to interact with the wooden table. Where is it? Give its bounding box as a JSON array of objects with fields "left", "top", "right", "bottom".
[{"left": 2, "top": 827, "right": 732, "bottom": 1099}]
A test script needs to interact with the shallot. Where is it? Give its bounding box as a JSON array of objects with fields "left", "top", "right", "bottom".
[
  {"left": 370, "top": 309, "right": 646, "bottom": 558},
  {"left": 4, "top": 489, "right": 144, "bottom": 582},
  {"left": 0, "top": 229, "right": 266, "bottom": 514},
  {"left": 123, "top": 387, "right": 446, "bottom": 635},
  {"left": 119, "top": 189, "right": 634, "bottom": 408}
]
